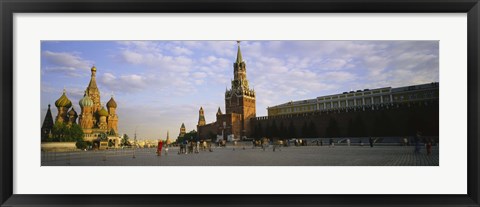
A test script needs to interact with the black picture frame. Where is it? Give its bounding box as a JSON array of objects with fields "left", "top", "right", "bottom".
[{"left": 1, "top": 0, "right": 479, "bottom": 206}]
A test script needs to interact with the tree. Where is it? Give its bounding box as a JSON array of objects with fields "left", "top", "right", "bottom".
[
  {"left": 51, "top": 122, "right": 66, "bottom": 141},
  {"left": 122, "top": 134, "right": 130, "bottom": 146},
  {"left": 51, "top": 122, "right": 84, "bottom": 142},
  {"left": 68, "top": 123, "right": 84, "bottom": 142},
  {"left": 177, "top": 130, "right": 198, "bottom": 143}
]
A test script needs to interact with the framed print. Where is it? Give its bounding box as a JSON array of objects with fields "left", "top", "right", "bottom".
[{"left": 1, "top": 0, "right": 479, "bottom": 206}]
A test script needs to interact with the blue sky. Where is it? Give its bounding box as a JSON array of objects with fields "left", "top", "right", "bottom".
[{"left": 41, "top": 40, "right": 439, "bottom": 140}]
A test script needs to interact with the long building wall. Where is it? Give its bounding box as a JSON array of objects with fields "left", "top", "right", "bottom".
[{"left": 253, "top": 100, "right": 439, "bottom": 139}]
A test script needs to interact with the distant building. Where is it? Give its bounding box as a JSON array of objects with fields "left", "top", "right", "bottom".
[
  {"left": 267, "top": 82, "right": 439, "bottom": 116},
  {"left": 197, "top": 41, "right": 256, "bottom": 140},
  {"left": 178, "top": 123, "right": 186, "bottom": 138}
]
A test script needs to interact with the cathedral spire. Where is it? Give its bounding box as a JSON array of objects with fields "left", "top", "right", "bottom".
[
  {"left": 87, "top": 65, "right": 101, "bottom": 112},
  {"left": 88, "top": 65, "right": 98, "bottom": 89},
  {"left": 41, "top": 104, "right": 54, "bottom": 141},
  {"left": 236, "top": 41, "right": 243, "bottom": 63}
]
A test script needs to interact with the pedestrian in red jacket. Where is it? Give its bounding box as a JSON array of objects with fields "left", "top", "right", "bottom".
[{"left": 157, "top": 141, "right": 163, "bottom": 156}]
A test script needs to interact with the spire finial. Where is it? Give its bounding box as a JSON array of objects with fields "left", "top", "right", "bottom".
[
  {"left": 63, "top": 87, "right": 66, "bottom": 94},
  {"left": 236, "top": 41, "right": 243, "bottom": 63}
]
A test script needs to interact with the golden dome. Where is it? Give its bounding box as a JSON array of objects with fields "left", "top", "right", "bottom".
[
  {"left": 91, "top": 65, "right": 97, "bottom": 72},
  {"left": 98, "top": 107, "right": 108, "bottom": 117},
  {"left": 54, "top": 89, "right": 72, "bottom": 108}
]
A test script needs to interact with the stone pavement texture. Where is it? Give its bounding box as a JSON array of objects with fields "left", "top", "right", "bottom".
[{"left": 42, "top": 145, "right": 439, "bottom": 166}]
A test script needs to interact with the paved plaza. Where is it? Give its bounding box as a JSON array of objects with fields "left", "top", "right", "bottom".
[{"left": 41, "top": 144, "right": 439, "bottom": 166}]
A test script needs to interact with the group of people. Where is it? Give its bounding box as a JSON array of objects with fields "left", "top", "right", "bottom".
[
  {"left": 413, "top": 132, "right": 435, "bottom": 155},
  {"left": 156, "top": 139, "right": 214, "bottom": 156},
  {"left": 177, "top": 139, "right": 212, "bottom": 155}
]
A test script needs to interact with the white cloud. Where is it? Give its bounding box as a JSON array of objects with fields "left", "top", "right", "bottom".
[
  {"left": 99, "top": 72, "right": 148, "bottom": 93},
  {"left": 172, "top": 46, "right": 193, "bottom": 56},
  {"left": 42, "top": 50, "right": 92, "bottom": 77}
]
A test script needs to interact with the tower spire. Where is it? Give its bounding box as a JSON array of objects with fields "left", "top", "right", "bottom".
[{"left": 236, "top": 41, "right": 243, "bottom": 63}]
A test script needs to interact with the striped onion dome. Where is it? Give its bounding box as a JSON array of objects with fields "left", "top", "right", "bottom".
[
  {"left": 79, "top": 91, "right": 93, "bottom": 107},
  {"left": 54, "top": 89, "right": 72, "bottom": 108}
]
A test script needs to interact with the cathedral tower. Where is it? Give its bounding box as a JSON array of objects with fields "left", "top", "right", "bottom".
[
  {"left": 225, "top": 41, "right": 256, "bottom": 137},
  {"left": 107, "top": 96, "right": 119, "bottom": 134},
  {"left": 87, "top": 66, "right": 101, "bottom": 113},
  {"left": 67, "top": 107, "right": 78, "bottom": 125},
  {"left": 54, "top": 89, "right": 72, "bottom": 124},
  {"left": 198, "top": 107, "right": 206, "bottom": 126},
  {"left": 79, "top": 91, "right": 94, "bottom": 131},
  {"left": 98, "top": 106, "right": 109, "bottom": 130}
]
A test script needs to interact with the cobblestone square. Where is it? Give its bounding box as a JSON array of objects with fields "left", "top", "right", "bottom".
[{"left": 42, "top": 145, "right": 439, "bottom": 166}]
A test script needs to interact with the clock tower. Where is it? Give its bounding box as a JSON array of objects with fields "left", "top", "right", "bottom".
[{"left": 225, "top": 41, "right": 256, "bottom": 137}]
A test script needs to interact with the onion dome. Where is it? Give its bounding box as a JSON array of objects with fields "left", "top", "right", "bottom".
[
  {"left": 79, "top": 91, "right": 93, "bottom": 107},
  {"left": 55, "top": 89, "right": 72, "bottom": 108},
  {"left": 106, "top": 96, "right": 117, "bottom": 108},
  {"left": 98, "top": 107, "right": 109, "bottom": 117},
  {"left": 68, "top": 108, "right": 77, "bottom": 116},
  {"left": 91, "top": 65, "right": 97, "bottom": 72}
]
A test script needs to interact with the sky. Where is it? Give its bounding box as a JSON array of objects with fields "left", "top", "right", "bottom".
[{"left": 41, "top": 40, "right": 439, "bottom": 140}]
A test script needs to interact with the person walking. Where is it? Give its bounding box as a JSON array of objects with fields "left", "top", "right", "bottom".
[
  {"left": 329, "top": 138, "right": 334, "bottom": 148},
  {"left": 369, "top": 137, "right": 374, "bottom": 148},
  {"left": 164, "top": 142, "right": 169, "bottom": 156},
  {"left": 426, "top": 138, "right": 432, "bottom": 155},
  {"left": 346, "top": 138, "right": 351, "bottom": 147},
  {"left": 414, "top": 132, "right": 422, "bottom": 154},
  {"left": 157, "top": 140, "right": 163, "bottom": 156},
  {"left": 183, "top": 139, "right": 188, "bottom": 154}
]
